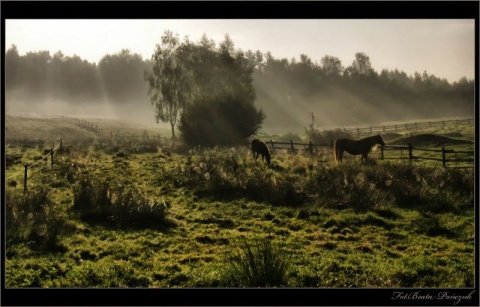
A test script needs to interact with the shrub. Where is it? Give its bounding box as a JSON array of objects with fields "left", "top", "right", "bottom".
[{"left": 178, "top": 95, "right": 265, "bottom": 147}]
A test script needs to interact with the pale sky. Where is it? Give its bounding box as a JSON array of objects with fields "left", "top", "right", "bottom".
[{"left": 5, "top": 19, "right": 475, "bottom": 83}]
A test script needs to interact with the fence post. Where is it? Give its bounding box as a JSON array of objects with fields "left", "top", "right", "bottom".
[
  {"left": 383, "top": 126, "right": 385, "bottom": 132},
  {"left": 51, "top": 146, "right": 54, "bottom": 168},
  {"left": 357, "top": 128, "right": 360, "bottom": 138},
  {"left": 408, "top": 143, "right": 413, "bottom": 163},
  {"left": 309, "top": 141, "right": 313, "bottom": 154},
  {"left": 290, "top": 140, "right": 294, "bottom": 152},
  {"left": 24, "top": 164, "right": 28, "bottom": 194},
  {"left": 395, "top": 124, "right": 398, "bottom": 131},
  {"left": 270, "top": 140, "right": 274, "bottom": 151},
  {"left": 370, "top": 127, "right": 373, "bottom": 134},
  {"left": 60, "top": 139, "right": 63, "bottom": 150},
  {"left": 442, "top": 147, "right": 446, "bottom": 168}
]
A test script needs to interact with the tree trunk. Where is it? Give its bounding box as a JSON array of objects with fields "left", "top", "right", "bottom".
[{"left": 170, "top": 122, "right": 176, "bottom": 139}]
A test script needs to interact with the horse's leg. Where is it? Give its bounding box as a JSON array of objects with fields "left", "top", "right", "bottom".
[{"left": 338, "top": 150, "right": 343, "bottom": 162}]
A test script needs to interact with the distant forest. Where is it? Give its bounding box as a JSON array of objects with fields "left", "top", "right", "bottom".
[{"left": 5, "top": 43, "right": 474, "bottom": 132}]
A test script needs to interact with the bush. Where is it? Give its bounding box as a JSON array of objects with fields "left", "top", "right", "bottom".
[{"left": 178, "top": 95, "right": 265, "bottom": 147}]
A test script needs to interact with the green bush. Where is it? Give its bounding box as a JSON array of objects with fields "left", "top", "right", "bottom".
[{"left": 178, "top": 95, "right": 265, "bottom": 147}]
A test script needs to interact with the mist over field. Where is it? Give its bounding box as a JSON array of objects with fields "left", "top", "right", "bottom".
[
  {"left": 5, "top": 37, "right": 475, "bottom": 136},
  {"left": 5, "top": 90, "right": 162, "bottom": 128}
]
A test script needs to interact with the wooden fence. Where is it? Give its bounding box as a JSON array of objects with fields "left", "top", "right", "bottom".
[
  {"left": 380, "top": 144, "right": 475, "bottom": 168},
  {"left": 49, "top": 115, "right": 103, "bottom": 133},
  {"left": 48, "top": 115, "right": 173, "bottom": 145},
  {"left": 339, "top": 118, "right": 473, "bottom": 138},
  {"left": 265, "top": 139, "right": 329, "bottom": 154},
  {"left": 263, "top": 139, "right": 474, "bottom": 168}
]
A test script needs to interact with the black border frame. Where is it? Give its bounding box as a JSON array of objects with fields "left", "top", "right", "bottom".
[{"left": 1, "top": 1, "right": 479, "bottom": 306}]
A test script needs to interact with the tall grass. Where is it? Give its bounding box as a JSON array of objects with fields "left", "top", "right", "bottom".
[
  {"left": 166, "top": 147, "right": 474, "bottom": 214},
  {"left": 221, "top": 238, "right": 291, "bottom": 287},
  {"left": 6, "top": 187, "right": 70, "bottom": 250},
  {"left": 72, "top": 175, "right": 169, "bottom": 228}
]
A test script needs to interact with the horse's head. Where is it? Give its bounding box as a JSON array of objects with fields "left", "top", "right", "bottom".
[
  {"left": 266, "top": 153, "right": 271, "bottom": 165},
  {"left": 376, "top": 135, "right": 385, "bottom": 146}
]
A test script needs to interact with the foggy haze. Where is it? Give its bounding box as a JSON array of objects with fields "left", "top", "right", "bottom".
[{"left": 5, "top": 92, "right": 163, "bottom": 128}]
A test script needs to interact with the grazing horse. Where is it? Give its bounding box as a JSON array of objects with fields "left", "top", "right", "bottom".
[
  {"left": 251, "top": 139, "right": 271, "bottom": 165},
  {"left": 334, "top": 134, "right": 385, "bottom": 163}
]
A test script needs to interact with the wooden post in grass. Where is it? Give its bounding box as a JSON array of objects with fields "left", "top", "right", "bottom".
[
  {"left": 271, "top": 140, "right": 274, "bottom": 151},
  {"left": 290, "top": 140, "right": 294, "bottom": 152},
  {"left": 50, "top": 145, "right": 54, "bottom": 168},
  {"left": 24, "top": 164, "right": 28, "bottom": 194},
  {"left": 442, "top": 147, "right": 446, "bottom": 168},
  {"left": 309, "top": 141, "right": 313, "bottom": 154},
  {"left": 408, "top": 143, "right": 413, "bottom": 163}
]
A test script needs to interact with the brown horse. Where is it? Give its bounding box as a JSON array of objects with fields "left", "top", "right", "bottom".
[
  {"left": 334, "top": 134, "right": 385, "bottom": 163},
  {"left": 251, "top": 139, "right": 271, "bottom": 165}
]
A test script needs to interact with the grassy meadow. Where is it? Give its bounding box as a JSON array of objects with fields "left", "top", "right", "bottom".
[{"left": 4, "top": 115, "right": 476, "bottom": 288}]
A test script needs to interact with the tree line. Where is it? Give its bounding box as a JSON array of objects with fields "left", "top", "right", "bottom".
[
  {"left": 5, "top": 32, "right": 475, "bottom": 143},
  {"left": 5, "top": 45, "right": 151, "bottom": 105}
]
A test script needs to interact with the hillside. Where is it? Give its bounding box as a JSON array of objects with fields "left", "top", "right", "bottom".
[
  {"left": 5, "top": 115, "right": 171, "bottom": 144},
  {"left": 390, "top": 133, "right": 474, "bottom": 147}
]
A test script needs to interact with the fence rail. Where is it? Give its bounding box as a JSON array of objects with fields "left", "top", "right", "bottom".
[
  {"left": 49, "top": 115, "right": 103, "bottom": 133},
  {"left": 336, "top": 118, "right": 474, "bottom": 138},
  {"left": 379, "top": 144, "right": 474, "bottom": 167},
  {"left": 263, "top": 139, "right": 474, "bottom": 168}
]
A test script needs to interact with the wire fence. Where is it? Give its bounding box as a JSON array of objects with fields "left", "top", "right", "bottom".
[{"left": 6, "top": 139, "right": 63, "bottom": 193}]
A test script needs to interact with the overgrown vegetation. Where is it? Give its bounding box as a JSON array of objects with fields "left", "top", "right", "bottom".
[{"left": 4, "top": 116, "right": 475, "bottom": 288}]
